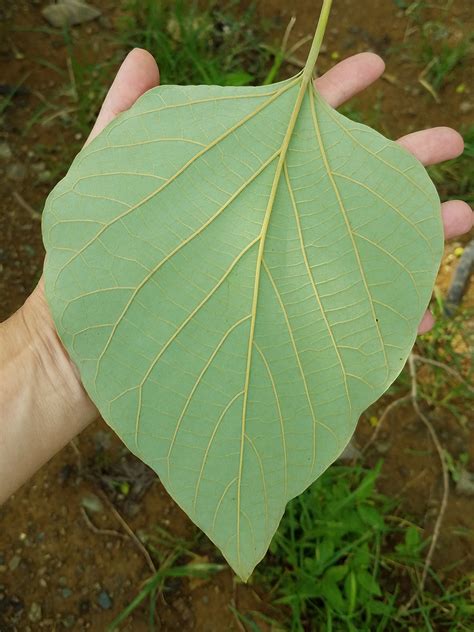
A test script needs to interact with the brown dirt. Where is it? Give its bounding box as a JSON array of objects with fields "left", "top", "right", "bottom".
[{"left": 0, "top": 1, "right": 473, "bottom": 630}]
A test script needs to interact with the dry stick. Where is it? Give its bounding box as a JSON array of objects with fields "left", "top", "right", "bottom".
[
  {"left": 12, "top": 191, "right": 42, "bottom": 221},
  {"left": 361, "top": 394, "right": 411, "bottom": 456},
  {"left": 80, "top": 506, "right": 126, "bottom": 540},
  {"left": 403, "top": 354, "right": 450, "bottom": 611},
  {"left": 97, "top": 490, "right": 157, "bottom": 574},
  {"left": 412, "top": 354, "right": 474, "bottom": 394}
]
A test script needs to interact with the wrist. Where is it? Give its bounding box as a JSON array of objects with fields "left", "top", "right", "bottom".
[
  {"left": 0, "top": 281, "right": 97, "bottom": 502},
  {"left": 18, "top": 280, "right": 98, "bottom": 426}
]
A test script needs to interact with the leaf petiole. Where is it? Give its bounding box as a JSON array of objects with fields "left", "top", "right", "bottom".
[{"left": 302, "top": 0, "right": 334, "bottom": 84}]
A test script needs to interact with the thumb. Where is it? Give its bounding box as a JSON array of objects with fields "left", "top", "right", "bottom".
[{"left": 86, "top": 48, "right": 160, "bottom": 145}]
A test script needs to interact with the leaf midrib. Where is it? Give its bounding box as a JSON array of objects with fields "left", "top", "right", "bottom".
[{"left": 235, "top": 72, "right": 316, "bottom": 566}]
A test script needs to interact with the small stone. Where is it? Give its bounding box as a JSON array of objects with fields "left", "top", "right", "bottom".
[
  {"left": 39, "top": 578, "right": 47, "bottom": 588},
  {"left": 81, "top": 494, "right": 103, "bottom": 514},
  {"left": 37, "top": 170, "right": 53, "bottom": 184},
  {"left": 0, "top": 566, "right": 6, "bottom": 573},
  {"left": 32, "top": 161, "right": 46, "bottom": 172},
  {"left": 9, "top": 555, "right": 21, "bottom": 571},
  {"left": 459, "top": 101, "right": 473, "bottom": 114},
  {"left": 97, "top": 590, "right": 112, "bottom": 610},
  {"left": 61, "top": 588, "right": 73, "bottom": 599},
  {"left": 375, "top": 440, "right": 391, "bottom": 455},
  {"left": 6, "top": 163, "right": 27, "bottom": 182},
  {"left": 0, "top": 142, "right": 12, "bottom": 160},
  {"left": 456, "top": 470, "right": 474, "bottom": 496},
  {"left": 62, "top": 614, "right": 76, "bottom": 628},
  {"left": 58, "top": 576, "right": 68, "bottom": 587},
  {"left": 42, "top": 1, "right": 101, "bottom": 28},
  {"left": 338, "top": 440, "right": 361, "bottom": 462},
  {"left": 28, "top": 602, "right": 42, "bottom": 623}
]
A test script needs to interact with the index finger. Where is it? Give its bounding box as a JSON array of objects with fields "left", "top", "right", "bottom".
[{"left": 315, "top": 52, "right": 386, "bottom": 108}]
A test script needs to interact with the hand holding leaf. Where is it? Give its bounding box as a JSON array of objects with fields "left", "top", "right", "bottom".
[{"left": 38, "top": 11, "right": 472, "bottom": 580}]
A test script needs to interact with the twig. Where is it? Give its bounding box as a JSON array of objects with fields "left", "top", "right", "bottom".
[
  {"left": 412, "top": 354, "right": 474, "bottom": 394},
  {"left": 361, "top": 394, "right": 411, "bottom": 456},
  {"left": 98, "top": 490, "right": 157, "bottom": 574},
  {"left": 12, "top": 191, "right": 42, "bottom": 221},
  {"left": 80, "top": 506, "right": 126, "bottom": 540},
  {"left": 403, "top": 354, "right": 450, "bottom": 611}
]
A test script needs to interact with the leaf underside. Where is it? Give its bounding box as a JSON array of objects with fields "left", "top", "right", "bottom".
[{"left": 43, "top": 76, "right": 443, "bottom": 580}]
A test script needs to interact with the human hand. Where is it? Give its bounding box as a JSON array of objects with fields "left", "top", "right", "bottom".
[{"left": 1, "top": 49, "right": 472, "bottom": 502}]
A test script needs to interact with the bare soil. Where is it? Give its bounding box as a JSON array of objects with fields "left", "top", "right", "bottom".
[{"left": 0, "top": 1, "right": 473, "bottom": 630}]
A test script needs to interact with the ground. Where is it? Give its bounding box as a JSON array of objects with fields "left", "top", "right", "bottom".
[{"left": 0, "top": 1, "right": 473, "bottom": 630}]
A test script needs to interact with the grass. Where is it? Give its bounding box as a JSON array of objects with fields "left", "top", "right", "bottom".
[
  {"left": 429, "top": 125, "right": 474, "bottom": 204},
  {"left": 118, "top": 0, "right": 278, "bottom": 87},
  {"left": 414, "top": 301, "right": 474, "bottom": 425},
  {"left": 113, "top": 462, "right": 474, "bottom": 631},
  {"left": 259, "top": 463, "right": 474, "bottom": 631},
  {"left": 394, "top": 2, "right": 473, "bottom": 97},
  {"left": 419, "top": 22, "right": 472, "bottom": 94}
]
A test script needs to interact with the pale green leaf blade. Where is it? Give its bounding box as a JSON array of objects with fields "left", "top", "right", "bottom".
[{"left": 42, "top": 74, "right": 443, "bottom": 580}]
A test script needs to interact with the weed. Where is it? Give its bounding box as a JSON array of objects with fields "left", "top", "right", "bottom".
[
  {"left": 421, "top": 31, "right": 471, "bottom": 93},
  {"left": 256, "top": 463, "right": 474, "bottom": 631},
  {"left": 258, "top": 463, "right": 396, "bottom": 631},
  {"left": 118, "top": 0, "right": 276, "bottom": 87},
  {"left": 415, "top": 302, "right": 474, "bottom": 424},
  {"left": 108, "top": 562, "right": 224, "bottom": 631},
  {"left": 429, "top": 125, "right": 474, "bottom": 204}
]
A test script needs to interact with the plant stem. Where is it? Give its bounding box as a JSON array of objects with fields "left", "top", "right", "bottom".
[{"left": 302, "top": 0, "right": 333, "bottom": 83}]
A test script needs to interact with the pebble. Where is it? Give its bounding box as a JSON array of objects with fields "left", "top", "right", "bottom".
[
  {"left": 459, "top": 101, "right": 473, "bottom": 114},
  {"left": 62, "top": 614, "right": 76, "bottom": 628},
  {"left": 28, "top": 602, "right": 42, "bottom": 623},
  {"left": 6, "top": 162, "right": 27, "bottom": 182},
  {"left": 97, "top": 590, "right": 112, "bottom": 610},
  {"left": 42, "top": 2, "right": 101, "bottom": 28},
  {"left": 61, "top": 588, "right": 73, "bottom": 599},
  {"left": 81, "top": 494, "right": 104, "bottom": 514},
  {"left": 37, "top": 170, "right": 53, "bottom": 184},
  {"left": 375, "top": 441, "right": 391, "bottom": 455},
  {"left": 0, "top": 142, "right": 12, "bottom": 160},
  {"left": 456, "top": 470, "right": 474, "bottom": 496},
  {"left": 9, "top": 555, "right": 21, "bottom": 571}
]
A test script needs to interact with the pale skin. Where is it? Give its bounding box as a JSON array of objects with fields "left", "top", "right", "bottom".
[{"left": 0, "top": 50, "right": 472, "bottom": 504}]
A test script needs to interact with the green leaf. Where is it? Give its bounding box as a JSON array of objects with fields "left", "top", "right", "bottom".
[
  {"left": 42, "top": 2, "right": 443, "bottom": 580},
  {"left": 321, "top": 578, "right": 346, "bottom": 612},
  {"left": 356, "top": 570, "right": 382, "bottom": 597}
]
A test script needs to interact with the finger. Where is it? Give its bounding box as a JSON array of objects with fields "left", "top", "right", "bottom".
[
  {"left": 442, "top": 200, "right": 474, "bottom": 239},
  {"left": 418, "top": 311, "right": 435, "bottom": 335},
  {"left": 87, "top": 48, "right": 160, "bottom": 145},
  {"left": 397, "top": 127, "right": 465, "bottom": 166},
  {"left": 315, "top": 52, "right": 385, "bottom": 108}
]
